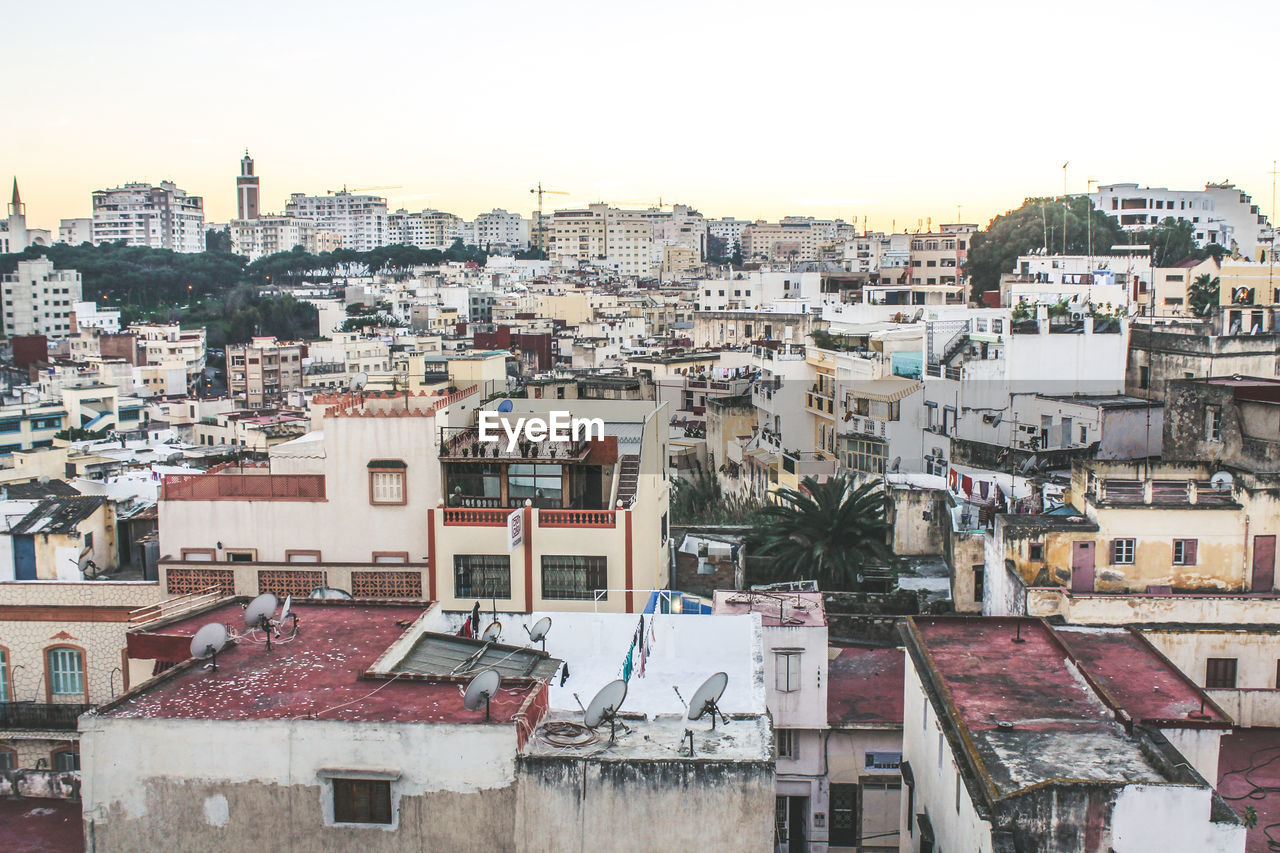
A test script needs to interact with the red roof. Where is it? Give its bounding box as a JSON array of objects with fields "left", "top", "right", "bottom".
[
  {"left": 827, "top": 647, "right": 904, "bottom": 726},
  {"left": 1219, "top": 727, "right": 1280, "bottom": 853},
  {"left": 108, "top": 600, "right": 542, "bottom": 724},
  {"left": 0, "top": 799, "right": 83, "bottom": 853}
]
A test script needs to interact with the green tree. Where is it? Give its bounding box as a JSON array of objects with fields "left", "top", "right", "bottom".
[
  {"left": 746, "top": 475, "right": 898, "bottom": 590},
  {"left": 1189, "top": 273, "right": 1220, "bottom": 318},
  {"left": 1131, "top": 217, "right": 1197, "bottom": 267},
  {"left": 707, "top": 234, "right": 729, "bottom": 265},
  {"left": 964, "top": 197, "right": 1125, "bottom": 299},
  {"left": 205, "top": 228, "right": 233, "bottom": 254},
  {"left": 670, "top": 461, "right": 760, "bottom": 525}
]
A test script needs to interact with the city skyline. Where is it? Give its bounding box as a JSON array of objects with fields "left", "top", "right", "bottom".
[{"left": 3, "top": 0, "right": 1278, "bottom": 230}]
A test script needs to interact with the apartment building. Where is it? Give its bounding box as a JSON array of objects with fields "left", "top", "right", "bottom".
[
  {"left": 1089, "top": 182, "right": 1272, "bottom": 255},
  {"left": 57, "top": 217, "right": 92, "bottom": 246},
  {"left": 285, "top": 191, "right": 387, "bottom": 252},
  {"left": 226, "top": 337, "right": 306, "bottom": 408},
  {"left": 709, "top": 217, "right": 751, "bottom": 257},
  {"left": 387, "top": 208, "right": 465, "bottom": 250},
  {"left": 156, "top": 392, "right": 670, "bottom": 614},
  {"left": 131, "top": 323, "right": 207, "bottom": 394},
  {"left": 550, "top": 204, "right": 655, "bottom": 277},
  {"left": 1, "top": 258, "right": 82, "bottom": 338},
  {"left": 1001, "top": 252, "right": 1151, "bottom": 310},
  {"left": 907, "top": 224, "right": 976, "bottom": 296},
  {"left": 90, "top": 181, "right": 205, "bottom": 253},
  {"left": 471, "top": 208, "right": 529, "bottom": 251},
  {"left": 229, "top": 215, "right": 317, "bottom": 261},
  {"left": 740, "top": 217, "right": 855, "bottom": 265},
  {"left": 694, "top": 271, "right": 821, "bottom": 312}
]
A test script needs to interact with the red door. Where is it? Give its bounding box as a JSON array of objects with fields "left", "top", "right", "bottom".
[
  {"left": 1253, "top": 536, "right": 1276, "bottom": 592},
  {"left": 1071, "top": 541, "right": 1096, "bottom": 592}
]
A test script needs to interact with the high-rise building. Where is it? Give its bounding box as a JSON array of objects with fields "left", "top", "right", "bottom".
[
  {"left": 236, "top": 151, "right": 260, "bottom": 221},
  {"left": 470, "top": 209, "right": 529, "bottom": 252},
  {"left": 1, "top": 257, "right": 83, "bottom": 338},
  {"left": 550, "top": 203, "right": 655, "bottom": 277},
  {"left": 58, "top": 217, "right": 93, "bottom": 245},
  {"left": 91, "top": 181, "right": 206, "bottom": 253},
  {"left": 1089, "top": 182, "right": 1273, "bottom": 255},
  {"left": 230, "top": 216, "right": 318, "bottom": 261},
  {"left": 285, "top": 191, "right": 387, "bottom": 252}
]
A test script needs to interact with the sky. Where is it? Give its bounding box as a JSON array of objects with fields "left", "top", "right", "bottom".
[{"left": 3, "top": 0, "right": 1278, "bottom": 232}]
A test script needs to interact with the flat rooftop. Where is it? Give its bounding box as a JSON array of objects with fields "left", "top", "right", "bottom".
[
  {"left": 0, "top": 798, "right": 82, "bottom": 853},
  {"left": 827, "top": 646, "right": 904, "bottom": 727},
  {"left": 1219, "top": 727, "right": 1280, "bottom": 853},
  {"left": 522, "top": 710, "right": 771, "bottom": 763},
  {"left": 908, "top": 617, "right": 1169, "bottom": 798},
  {"left": 1056, "top": 626, "right": 1229, "bottom": 728},
  {"left": 712, "top": 589, "right": 826, "bottom": 627},
  {"left": 106, "top": 600, "right": 541, "bottom": 724}
]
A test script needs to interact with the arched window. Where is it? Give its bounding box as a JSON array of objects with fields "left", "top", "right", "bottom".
[{"left": 45, "top": 645, "right": 86, "bottom": 702}]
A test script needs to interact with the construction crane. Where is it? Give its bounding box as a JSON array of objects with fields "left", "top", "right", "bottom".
[
  {"left": 327, "top": 184, "right": 403, "bottom": 194},
  {"left": 530, "top": 182, "right": 569, "bottom": 256}
]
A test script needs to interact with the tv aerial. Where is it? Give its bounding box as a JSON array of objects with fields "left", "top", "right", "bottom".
[
  {"left": 523, "top": 616, "right": 552, "bottom": 651},
  {"left": 687, "top": 672, "right": 729, "bottom": 730},
  {"left": 584, "top": 679, "right": 628, "bottom": 743},
  {"left": 480, "top": 620, "right": 502, "bottom": 643},
  {"left": 190, "top": 622, "right": 228, "bottom": 672},
  {"left": 463, "top": 669, "right": 501, "bottom": 721},
  {"left": 244, "top": 593, "right": 279, "bottom": 650}
]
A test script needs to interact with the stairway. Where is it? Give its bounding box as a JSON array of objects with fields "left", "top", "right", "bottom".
[{"left": 616, "top": 455, "right": 640, "bottom": 506}]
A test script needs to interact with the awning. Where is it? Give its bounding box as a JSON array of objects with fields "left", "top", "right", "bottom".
[{"left": 844, "top": 378, "right": 923, "bottom": 403}]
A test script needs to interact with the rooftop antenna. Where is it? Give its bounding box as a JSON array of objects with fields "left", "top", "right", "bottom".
[
  {"left": 463, "top": 669, "right": 501, "bottom": 722},
  {"left": 278, "top": 594, "right": 297, "bottom": 636},
  {"left": 243, "top": 593, "right": 278, "bottom": 651},
  {"left": 584, "top": 679, "right": 628, "bottom": 743},
  {"left": 350, "top": 372, "right": 368, "bottom": 404},
  {"left": 687, "top": 672, "right": 729, "bottom": 730},
  {"left": 523, "top": 616, "right": 552, "bottom": 651},
  {"left": 1012, "top": 622, "right": 1026, "bottom": 644},
  {"left": 480, "top": 620, "right": 502, "bottom": 643},
  {"left": 190, "top": 622, "right": 228, "bottom": 672}
]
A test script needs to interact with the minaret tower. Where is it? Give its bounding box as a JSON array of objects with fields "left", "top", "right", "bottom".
[{"left": 236, "top": 151, "right": 260, "bottom": 220}]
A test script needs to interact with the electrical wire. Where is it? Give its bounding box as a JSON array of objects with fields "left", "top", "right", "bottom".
[{"left": 294, "top": 672, "right": 407, "bottom": 721}]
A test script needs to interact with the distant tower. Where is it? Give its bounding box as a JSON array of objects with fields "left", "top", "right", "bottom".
[
  {"left": 237, "top": 151, "right": 260, "bottom": 220},
  {"left": 3, "top": 178, "right": 29, "bottom": 253}
]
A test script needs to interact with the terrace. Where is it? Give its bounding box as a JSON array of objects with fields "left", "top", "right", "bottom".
[{"left": 161, "top": 469, "right": 326, "bottom": 501}]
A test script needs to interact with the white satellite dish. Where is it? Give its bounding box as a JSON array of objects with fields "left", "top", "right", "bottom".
[
  {"left": 280, "top": 595, "right": 292, "bottom": 624},
  {"left": 584, "top": 679, "right": 628, "bottom": 742},
  {"left": 244, "top": 593, "right": 278, "bottom": 629},
  {"left": 463, "top": 669, "right": 501, "bottom": 721},
  {"left": 524, "top": 616, "right": 552, "bottom": 650},
  {"left": 350, "top": 372, "right": 369, "bottom": 392},
  {"left": 189, "top": 622, "right": 228, "bottom": 672},
  {"left": 481, "top": 620, "right": 502, "bottom": 642},
  {"left": 687, "top": 672, "right": 729, "bottom": 729},
  {"left": 1210, "top": 471, "right": 1234, "bottom": 491},
  {"left": 309, "top": 585, "right": 353, "bottom": 600}
]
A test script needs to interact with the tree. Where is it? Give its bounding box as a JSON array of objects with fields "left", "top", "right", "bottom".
[
  {"left": 707, "top": 234, "right": 729, "bottom": 265},
  {"left": 730, "top": 246, "right": 744, "bottom": 267},
  {"left": 670, "top": 461, "right": 760, "bottom": 525},
  {"left": 1131, "top": 217, "right": 1197, "bottom": 267},
  {"left": 205, "top": 228, "right": 233, "bottom": 254},
  {"left": 964, "top": 197, "right": 1125, "bottom": 300},
  {"left": 746, "top": 475, "right": 898, "bottom": 591},
  {"left": 1189, "top": 273, "right": 1220, "bottom": 318}
]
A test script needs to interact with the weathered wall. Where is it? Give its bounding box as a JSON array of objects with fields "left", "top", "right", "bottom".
[
  {"left": 515, "top": 755, "right": 774, "bottom": 853},
  {"left": 1143, "top": 629, "right": 1280, "bottom": 690},
  {"left": 1027, "top": 589, "right": 1280, "bottom": 624},
  {"left": 949, "top": 531, "right": 986, "bottom": 614},
  {"left": 1110, "top": 783, "right": 1245, "bottom": 852},
  {"left": 888, "top": 488, "right": 948, "bottom": 557}
]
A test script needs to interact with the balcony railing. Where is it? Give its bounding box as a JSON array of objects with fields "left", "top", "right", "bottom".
[
  {"left": 0, "top": 702, "right": 93, "bottom": 731},
  {"left": 162, "top": 472, "right": 326, "bottom": 501},
  {"left": 539, "top": 509, "right": 617, "bottom": 528},
  {"left": 442, "top": 507, "right": 509, "bottom": 526}
]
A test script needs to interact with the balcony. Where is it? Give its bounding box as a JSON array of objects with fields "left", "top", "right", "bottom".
[
  {"left": 0, "top": 702, "right": 92, "bottom": 731},
  {"left": 442, "top": 507, "right": 508, "bottom": 526},
  {"left": 440, "top": 426, "right": 593, "bottom": 461},
  {"left": 805, "top": 389, "right": 835, "bottom": 418},
  {"left": 162, "top": 472, "right": 326, "bottom": 501},
  {"left": 539, "top": 509, "right": 617, "bottom": 528}
]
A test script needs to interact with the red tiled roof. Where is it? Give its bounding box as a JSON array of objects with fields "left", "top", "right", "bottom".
[{"left": 827, "top": 647, "right": 904, "bottom": 726}]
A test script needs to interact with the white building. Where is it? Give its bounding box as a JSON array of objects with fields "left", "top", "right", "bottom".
[
  {"left": 1089, "top": 182, "right": 1272, "bottom": 256},
  {"left": 72, "top": 301, "right": 121, "bottom": 334},
  {"left": 550, "top": 204, "right": 655, "bottom": 277},
  {"left": 386, "top": 208, "right": 465, "bottom": 250},
  {"left": 2, "top": 258, "right": 82, "bottom": 338},
  {"left": 285, "top": 191, "right": 388, "bottom": 252},
  {"left": 694, "top": 270, "right": 822, "bottom": 311},
  {"left": 709, "top": 217, "right": 752, "bottom": 257},
  {"left": 1, "top": 179, "right": 50, "bottom": 254},
  {"left": 91, "top": 181, "right": 206, "bottom": 253},
  {"left": 471, "top": 208, "right": 529, "bottom": 252},
  {"left": 58, "top": 217, "right": 93, "bottom": 245},
  {"left": 1003, "top": 252, "right": 1152, "bottom": 309},
  {"left": 229, "top": 215, "right": 317, "bottom": 261}
]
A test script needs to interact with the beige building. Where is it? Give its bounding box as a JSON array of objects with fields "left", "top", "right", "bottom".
[
  {"left": 2, "top": 258, "right": 82, "bottom": 338},
  {"left": 550, "top": 204, "right": 655, "bottom": 277},
  {"left": 229, "top": 215, "right": 317, "bottom": 261},
  {"left": 227, "top": 337, "right": 306, "bottom": 408}
]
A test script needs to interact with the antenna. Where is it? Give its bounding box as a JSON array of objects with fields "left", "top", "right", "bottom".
[
  {"left": 463, "top": 669, "right": 501, "bottom": 721},
  {"left": 524, "top": 616, "right": 552, "bottom": 651},
  {"left": 243, "top": 593, "right": 278, "bottom": 651},
  {"left": 189, "top": 623, "right": 228, "bottom": 672},
  {"left": 584, "top": 679, "right": 628, "bottom": 743},
  {"left": 686, "top": 672, "right": 729, "bottom": 730},
  {"left": 481, "top": 620, "right": 502, "bottom": 643}
]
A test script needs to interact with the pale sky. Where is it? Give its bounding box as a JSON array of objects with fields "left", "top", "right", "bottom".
[{"left": 3, "top": 0, "right": 1277, "bottom": 231}]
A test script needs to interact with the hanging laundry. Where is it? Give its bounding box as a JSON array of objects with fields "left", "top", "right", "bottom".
[
  {"left": 962, "top": 475, "right": 974, "bottom": 496},
  {"left": 979, "top": 481, "right": 990, "bottom": 500}
]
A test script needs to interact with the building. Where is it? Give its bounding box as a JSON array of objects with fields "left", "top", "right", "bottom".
[
  {"left": 471, "top": 208, "right": 529, "bottom": 252},
  {"left": 1127, "top": 320, "right": 1280, "bottom": 401},
  {"left": 900, "top": 616, "right": 1244, "bottom": 852},
  {"left": 387, "top": 208, "right": 466, "bottom": 250},
  {"left": 1089, "top": 182, "right": 1272, "bottom": 256},
  {"left": 229, "top": 215, "right": 317, "bottom": 261},
  {"left": 285, "top": 191, "right": 388, "bottom": 253},
  {"left": 908, "top": 225, "right": 976, "bottom": 294},
  {"left": 235, "top": 151, "right": 259, "bottom": 221},
  {"left": 226, "top": 337, "right": 305, "bottom": 408},
  {"left": 1163, "top": 375, "right": 1280, "bottom": 473},
  {"left": 72, "top": 302, "right": 121, "bottom": 334},
  {"left": 57, "top": 217, "right": 92, "bottom": 246},
  {"left": 694, "top": 271, "right": 821, "bottom": 312},
  {"left": 80, "top": 598, "right": 773, "bottom": 851},
  {"left": 1, "top": 179, "right": 49, "bottom": 254},
  {"left": 91, "top": 181, "right": 206, "bottom": 253},
  {"left": 550, "top": 204, "right": 655, "bottom": 277},
  {"left": 2, "top": 258, "right": 82, "bottom": 338},
  {"left": 709, "top": 217, "right": 751, "bottom": 258}
]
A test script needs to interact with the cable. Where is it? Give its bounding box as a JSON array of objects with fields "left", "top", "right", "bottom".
[{"left": 297, "top": 672, "right": 406, "bottom": 721}]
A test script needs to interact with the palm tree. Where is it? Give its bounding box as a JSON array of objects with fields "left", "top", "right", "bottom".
[
  {"left": 1189, "top": 273, "right": 1220, "bottom": 318},
  {"left": 747, "top": 475, "right": 898, "bottom": 590}
]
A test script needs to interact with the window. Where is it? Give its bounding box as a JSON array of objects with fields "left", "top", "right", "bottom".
[
  {"left": 47, "top": 647, "right": 84, "bottom": 698},
  {"left": 0, "top": 748, "right": 13, "bottom": 772},
  {"left": 541, "top": 555, "right": 607, "bottom": 600},
  {"left": 0, "top": 647, "right": 8, "bottom": 701},
  {"left": 864, "top": 750, "right": 902, "bottom": 770},
  {"left": 223, "top": 549, "right": 256, "bottom": 563},
  {"left": 845, "top": 437, "right": 887, "bottom": 474},
  {"left": 1207, "top": 406, "right": 1222, "bottom": 442},
  {"left": 1111, "top": 539, "right": 1135, "bottom": 565},
  {"left": 454, "top": 555, "right": 511, "bottom": 598},
  {"left": 285, "top": 550, "right": 322, "bottom": 563},
  {"left": 1173, "top": 539, "right": 1198, "bottom": 566},
  {"left": 775, "top": 649, "right": 802, "bottom": 692},
  {"left": 1206, "top": 658, "right": 1238, "bottom": 689},
  {"left": 1140, "top": 365, "right": 1150, "bottom": 389},
  {"left": 332, "top": 778, "right": 392, "bottom": 825},
  {"left": 973, "top": 567, "right": 984, "bottom": 603},
  {"left": 508, "top": 463, "right": 563, "bottom": 507},
  {"left": 368, "top": 460, "right": 407, "bottom": 505},
  {"left": 1029, "top": 542, "right": 1044, "bottom": 561},
  {"left": 52, "top": 749, "right": 80, "bottom": 772},
  {"left": 776, "top": 728, "right": 797, "bottom": 760},
  {"left": 372, "top": 552, "right": 409, "bottom": 564}
]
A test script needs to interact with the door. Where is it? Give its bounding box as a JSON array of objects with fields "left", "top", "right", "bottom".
[
  {"left": 774, "top": 796, "right": 809, "bottom": 853},
  {"left": 1071, "top": 541, "right": 1095, "bottom": 593},
  {"left": 1254, "top": 535, "right": 1276, "bottom": 592},
  {"left": 829, "top": 784, "right": 859, "bottom": 848},
  {"left": 13, "top": 535, "right": 36, "bottom": 580}
]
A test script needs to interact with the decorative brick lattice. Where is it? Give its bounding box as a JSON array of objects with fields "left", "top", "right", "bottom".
[
  {"left": 352, "top": 571, "right": 423, "bottom": 599},
  {"left": 165, "top": 568, "right": 235, "bottom": 596},
  {"left": 257, "top": 570, "right": 326, "bottom": 599}
]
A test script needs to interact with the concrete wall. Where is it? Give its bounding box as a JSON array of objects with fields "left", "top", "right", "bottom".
[
  {"left": 1110, "top": 783, "right": 1245, "bottom": 852},
  {"left": 1143, "top": 629, "right": 1280, "bottom": 690},
  {"left": 1026, "top": 588, "right": 1280, "bottom": 624}
]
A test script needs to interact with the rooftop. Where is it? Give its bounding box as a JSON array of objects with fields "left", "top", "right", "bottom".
[
  {"left": 712, "top": 589, "right": 826, "bottom": 627},
  {"left": 827, "top": 646, "right": 905, "bottom": 727},
  {"left": 0, "top": 798, "right": 83, "bottom": 853},
  {"left": 106, "top": 599, "right": 542, "bottom": 724},
  {"left": 1218, "top": 727, "right": 1280, "bottom": 853},
  {"left": 8, "top": 495, "right": 104, "bottom": 535},
  {"left": 522, "top": 710, "right": 772, "bottom": 763}
]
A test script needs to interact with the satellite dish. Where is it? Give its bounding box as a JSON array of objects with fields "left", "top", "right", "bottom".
[
  {"left": 280, "top": 595, "right": 292, "bottom": 624},
  {"left": 244, "top": 593, "right": 278, "bottom": 628},
  {"left": 350, "top": 372, "right": 368, "bottom": 392},
  {"left": 497, "top": 399, "right": 514, "bottom": 413},
  {"left": 889, "top": 457, "right": 902, "bottom": 473},
  {"left": 463, "top": 669, "right": 501, "bottom": 720},
  {"left": 190, "top": 622, "right": 228, "bottom": 672},
  {"left": 481, "top": 620, "right": 502, "bottom": 642},
  {"left": 526, "top": 616, "right": 552, "bottom": 646},
  {"left": 309, "top": 585, "right": 353, "bottom": 600},
  {"left": 584, "top": 679, "right": 628, "bottom": 741},
  {"left": 687, "top": 672, "right": 729, "bottom": 729},
  {"left": 1210, "top": 471, "right": 1234, "bottom": 491},
  {"left": 990, "top": 413, "right": 1002, "bottom": 427}
]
